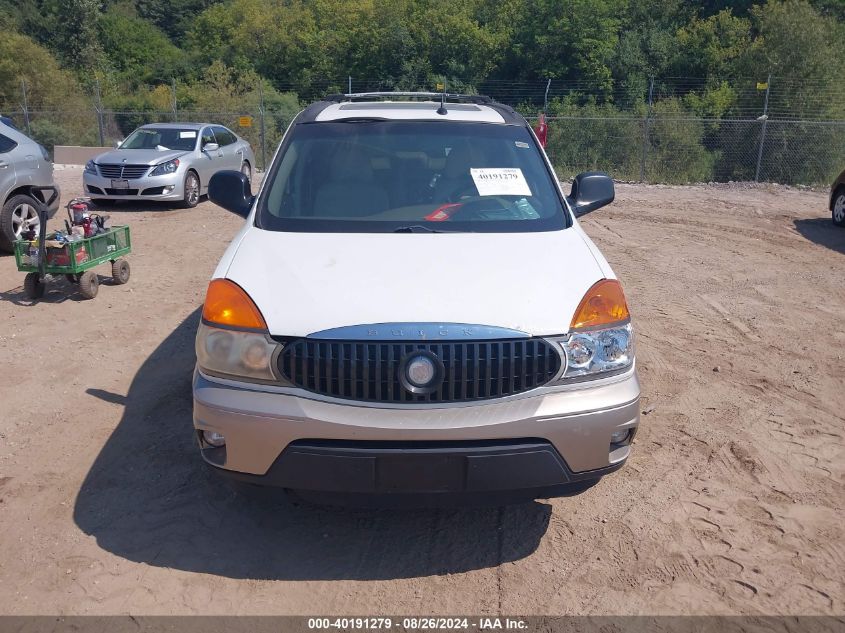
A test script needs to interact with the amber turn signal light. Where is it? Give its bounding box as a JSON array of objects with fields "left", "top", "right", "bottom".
[
  {"left": 570, "top": 279, "right": 630, "bottom": 330},
  {"left": 202, "top": 279, "right": 267, "bottom": 330}
]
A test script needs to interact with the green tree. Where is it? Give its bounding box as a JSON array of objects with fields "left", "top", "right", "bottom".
[
  {"left": 503, "top": 0, "right": 626, "bottom": 94},
  {"left": 739, "top": 0, "right": 845, "bottom": 120},
  {"left": 611, "top": 0, "right": 695, "bottom": 106},
  {"left": 54, "top": 0, "right": 107, "bottom": 72},
  {"left": 136, "top": 0, "right": 220, "bottom": 42},
  {"left": 98, "top": 8, "right": 189, "bottom": 86},
  {"left": 673, "top": 10, "right": 752, "bottom": 78},
  {"left": 0, "top": 32, "right": 97, "bottom": 147}
]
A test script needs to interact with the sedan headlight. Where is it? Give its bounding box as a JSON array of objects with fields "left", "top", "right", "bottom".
[
  {"left": 558, "top": 323, "right": 634, "bottom": 378},
  {"left": 84, "top": 160, "right": 97, "bottom": 174},
  {"left": 196, "top": 322, "right": 280, "bottom": 382},
  {"left": 150, "top": 158, "right": 180, "bottom": 176}
]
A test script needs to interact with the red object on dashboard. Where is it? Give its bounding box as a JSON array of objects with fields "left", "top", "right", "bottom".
[{"left": 425, "top": 203, "right": 463, "bottom": 221}]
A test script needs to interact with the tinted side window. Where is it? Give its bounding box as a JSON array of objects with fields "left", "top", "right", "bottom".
[
  {"left": 201, "top": 128, "right": 216, "bottom": 147},
  {"left": 213, "top": 126, "right": 235, "bottom": 146},
  {"left": 0, "top": 133, "right": 17, "bottom": 154}
]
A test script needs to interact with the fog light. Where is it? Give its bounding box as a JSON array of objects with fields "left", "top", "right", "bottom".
[
  {"left": 203, "top": 430, "right": 226, "bottom": 447},
  {"left": 163, "top": 185, "right": 175, "bottom": 194},
  {"left": 610, "top": 429, "right": 630, "bottom": 444}
]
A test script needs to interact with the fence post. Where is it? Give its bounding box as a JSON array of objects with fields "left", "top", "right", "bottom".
[
  {"left": 639, "top": 76, "right": 654, "bottom": 182},
  {"left": 754, "top": 73, "right": 772, "bottom": 182},
  {"left": 258, "top": 80, "right": 266, "bottom": 171},
  {"left": 94, "top": 78, "right": 105, "bottom": 146},
  {"left": 543, "top": 78, "right": 551, "bottom": 113},
  {"left": 348, "top": 75, "right": 352, "bottom": 94},
  {"left": 171, "top": 78, "right": 178, "bottom": 122},
  {"left": 20, "top": 79, "right": 32, "bottom": 137}
]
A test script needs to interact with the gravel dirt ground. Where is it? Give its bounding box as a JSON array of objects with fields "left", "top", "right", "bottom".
[{"left": 0, "top": 167, "right": 842, "bottom": 615}]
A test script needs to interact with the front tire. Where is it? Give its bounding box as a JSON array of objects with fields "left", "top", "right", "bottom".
[
  {"left": 240, "top": 161, "right": 251, "bottom": 182},
  {"left": 833, "top": 189, "right": 845, "bottom": 227},
  {"left": 180, "top": 171, "right": 200, "bottom": 209},
  {"left": 1, "top": 194, "right": 40, "bottom": 253}
]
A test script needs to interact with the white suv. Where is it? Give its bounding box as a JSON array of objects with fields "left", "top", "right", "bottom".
[{"left": 194, "top": 92, "right": 640, "bottom": 505}]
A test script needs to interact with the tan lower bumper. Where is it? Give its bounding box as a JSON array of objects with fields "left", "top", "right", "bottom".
[{"left": 192, "top": 368, "right": 641, "bottom": 476}]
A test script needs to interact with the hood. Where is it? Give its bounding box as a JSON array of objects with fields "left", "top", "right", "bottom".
[
  {"left": 224, "top": 228, "right": 606, "bottom": 338},
  {"left": 93, "top": 148, "right": 188, "bottom": 166}
]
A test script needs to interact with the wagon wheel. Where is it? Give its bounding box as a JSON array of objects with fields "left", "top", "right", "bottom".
[
  {"left": 24, "top": 272, "right": 45, "bottom": 299},
  {"left": 79, "top": 271, "right": 99, "bottom": 299},
  {"left": 111, "top": 258, "right": 130, "bottom": 284}
]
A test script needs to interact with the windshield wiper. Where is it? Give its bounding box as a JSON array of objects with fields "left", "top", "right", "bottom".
[{"left": 393, "top": 225, "right": 465, "bottom": 233}]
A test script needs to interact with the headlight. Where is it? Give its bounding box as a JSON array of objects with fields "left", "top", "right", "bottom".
[
  {"left": 557, "top": 323, "right": 634, "bottom": 379},
  {"left": 552, "top": 278, "right": 634, "bottom": 380},
  {"left": 84, "top": 160, "right": 97, "bottom": 174},
  {"left": 195, "top": 322, "right": 281, "bottom": 382},
  {"left": 150, "top": 158, "right": 179, "bottom": 176}
]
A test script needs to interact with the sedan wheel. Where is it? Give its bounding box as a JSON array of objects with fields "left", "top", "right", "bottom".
[
  {"left": 241, "top": 162, "right": 251, "bottom": 181},
  {"left": 182, "top": 171, "right": 200, "bottom": 209},
  {"left": 833, "top": 192, "right": 845, "bottom": 227}
]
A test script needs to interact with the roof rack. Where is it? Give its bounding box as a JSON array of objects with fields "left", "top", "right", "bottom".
[{"left": 323, "top": 92, "right": 494, "bottom": 105}]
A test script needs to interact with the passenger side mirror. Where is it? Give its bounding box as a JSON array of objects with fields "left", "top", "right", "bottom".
[
  {"left": 567, "top": 172, "right": 615, "bottom": 216},
  {"left": 209, "top": 170, "right": 253, "bottom": 218},
  {"left": 203, "top": 142, "right": 219, "bottom": 152},
  {"left": 113, "top": 139, "right": 122, "bottom": 148}
]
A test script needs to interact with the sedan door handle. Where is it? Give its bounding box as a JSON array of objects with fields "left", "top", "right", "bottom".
[{"left": 0, "top": 161, "right": 8, "bottom": 168}]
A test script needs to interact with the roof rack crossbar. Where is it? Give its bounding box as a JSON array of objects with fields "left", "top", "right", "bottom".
[{"left": 324, "top": 91, "right": 493, "bottom": 105}]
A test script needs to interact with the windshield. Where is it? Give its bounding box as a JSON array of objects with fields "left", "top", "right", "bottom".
[
  {"left": 121, "top": 127, "right": 198, "bottom": 151},
  {"left": 258, "top": 120, "right": 568, "bottom": 233}
]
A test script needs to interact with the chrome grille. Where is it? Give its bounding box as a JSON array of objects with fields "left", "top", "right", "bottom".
[
  {"left": 278, "top": 338, "right": 561, "bottom": 403},
  {"left": 97, "top": 164, "right": 150, "bottom": 179}
]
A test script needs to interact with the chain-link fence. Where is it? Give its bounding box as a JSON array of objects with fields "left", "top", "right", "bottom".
[
  {"left": 536, "top": 116, "right": 845, "bottom": 186},
  {"left": 2, "top": 76, "right": 843, "bottom": 186}
]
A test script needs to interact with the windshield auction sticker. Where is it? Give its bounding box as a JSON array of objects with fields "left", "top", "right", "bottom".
[{"left": 470, "top": 168, "right": 532, "bottom": 197}]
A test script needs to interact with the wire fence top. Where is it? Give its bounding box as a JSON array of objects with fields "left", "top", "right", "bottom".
[{"left": 2, "top": 75, "right": 843, "bottom": 187}]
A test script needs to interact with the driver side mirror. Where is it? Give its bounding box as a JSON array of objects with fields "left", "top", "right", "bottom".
[
  {"left": 567, "top": 171, "right": 615, "bottom": 216},
  {"left": 209, "top": 170, "right": 253, "bottom": 218},
  {"left": 113, "top": 139, "right": 122, "bottom": 149},
  {"left": 203, "top": 142, "right": 219, "bottom": 152}
]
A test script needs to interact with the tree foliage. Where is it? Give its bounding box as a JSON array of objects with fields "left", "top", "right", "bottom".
[{"left": 0, "top": 0, "right": 841, "bottom": 182}]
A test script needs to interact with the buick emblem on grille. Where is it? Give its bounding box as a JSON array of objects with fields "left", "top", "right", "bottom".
[
  {"left": 406, "top": 355, "right": 436, "bottom": 387},
  {"left": 399, "top": 351, "right": 444, "bottom": 395}
]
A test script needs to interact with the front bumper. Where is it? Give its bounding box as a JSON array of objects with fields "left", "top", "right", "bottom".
[
  {"left": 193, "top": 367, "right": 641, "bottom": 497},
  {"left": 82, "top": 170, "right": 184, "bottom": 201}
]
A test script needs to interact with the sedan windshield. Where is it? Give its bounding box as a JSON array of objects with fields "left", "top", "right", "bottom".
[
  {"left": 121, "top": 127, "right": 197, "bottom": 151},
  {"left": 258, "top": 120, "right": 568, "bottom": 233}
]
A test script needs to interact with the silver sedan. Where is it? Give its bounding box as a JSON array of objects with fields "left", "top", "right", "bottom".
[{"left": 83, "top": 123, "right": 255, "bottom": 208}]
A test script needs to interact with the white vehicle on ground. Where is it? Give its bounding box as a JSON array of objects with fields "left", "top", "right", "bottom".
[{"left": 194, "top": 92, "right": 640, "bottom": 506}]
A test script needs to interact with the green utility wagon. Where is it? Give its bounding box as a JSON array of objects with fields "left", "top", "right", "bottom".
[{"left": 13, "top": 187, "right": 132, "bottom": 300}]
